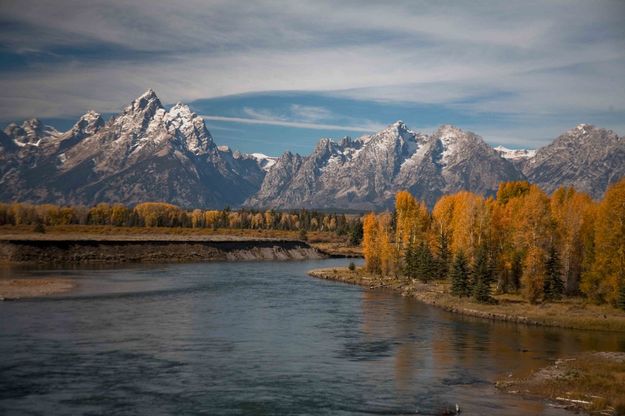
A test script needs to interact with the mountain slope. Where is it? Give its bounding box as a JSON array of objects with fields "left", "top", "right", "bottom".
[
  {"left": 247, "top": 122, "right": 525, "bottom": 209},
  {"left": 523, "top": 124, "right": 625, "bottom": 198},
  {"left": 0, "top": 90, "right": 265, "bottom": 208}
]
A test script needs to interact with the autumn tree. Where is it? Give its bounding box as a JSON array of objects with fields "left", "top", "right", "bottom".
[
  {"left": 522, "top": 246, "right": 546, "bottom": 304},
  {"left": 378, "top": 212, "right": 400, "bottom": 277},
  {"left": 550, "top": 187, "right": 595, "bottom": 294},
  {"left": 581, "top": 178, "right": 625, "bottom": 305},
  {"left": 395, "top": 190, "right": 429, "bottom": 250},
  {"left": 363, "top": 213, "right": 381, "bottom": 274}
]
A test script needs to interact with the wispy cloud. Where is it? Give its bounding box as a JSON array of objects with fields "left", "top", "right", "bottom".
[
  {"left": 200, "top": 114, "right": 383, "bottom": 133},
  {"left": 0, "top": 0, "right": 624, "bottom": 148}
]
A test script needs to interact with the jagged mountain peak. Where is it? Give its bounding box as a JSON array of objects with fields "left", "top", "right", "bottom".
[
  {"left": 125, "top": 89, "right": 163, "bottom": 116},
  {"left": 433, "top": 124, "right": 472, "bottom": 141},
  {"left": 72, "top": 111, "right": 104, "bottom": 135},
  {"left": 377, "top": 120, "right": 413, "bottom": 137},
  {"left": 522, "top": 124, "right": 624, "bottom": 198},
  {"left": 4, "top": 118, "right": 59, "bottom": 146},
  {"left": 551, "top": 124, "right": 619, "bottom": 148}
]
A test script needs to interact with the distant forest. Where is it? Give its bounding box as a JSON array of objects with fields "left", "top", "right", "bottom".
[{"left": 0, "top": 202, "right": 363, "bottom": 242}]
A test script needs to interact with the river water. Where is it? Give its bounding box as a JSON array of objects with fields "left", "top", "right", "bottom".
[{"left": 1, "top": 259, "right": 624, "bottom": 415}]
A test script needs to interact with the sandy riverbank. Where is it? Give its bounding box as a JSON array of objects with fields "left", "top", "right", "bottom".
[
  {"left": 496, "top": 352, "right": 625, "bottom": 414},
  {"left": 308, "top": 267, "right": 625, "bottom": 332},
  {"left": 0, "top": 278, "right": 76, "bottom": 300}
]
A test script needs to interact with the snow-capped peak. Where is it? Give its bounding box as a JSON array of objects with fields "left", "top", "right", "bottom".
[
  {"left": 168, "top": 102, "right": 193, "bottom": 118},
  {"left": 249, "top": 152, "right": 278, "bottom": 171},
  {"left": 4, "top": 118, "right": 58, "bottom": 146},
  {"left": 126, "top": 89, "right": 163, "bottom": 115},
  {"left": 494, "top": 145, "right": 536, "bottom": 160},
  {"left": 71, "top": 111, "right": 104, "bottom": 136}
]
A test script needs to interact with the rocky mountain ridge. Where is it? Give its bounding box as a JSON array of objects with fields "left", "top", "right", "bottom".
[
  {"left": 0, "top": 90, "right": 266, "bottom": 208},
  {"left": 2, "top": 90, "right": 623, "bottom": 209}
]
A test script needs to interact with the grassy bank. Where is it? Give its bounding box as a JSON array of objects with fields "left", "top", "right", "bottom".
[
  {"left": 308, "top": 267, "right": 625, "bottom": 332},
  {"left": 0, "top": 225, "right": 362, "bottom": 257},
  {"left": 497, "top": 352, "right": 625, "bottom": 415}
]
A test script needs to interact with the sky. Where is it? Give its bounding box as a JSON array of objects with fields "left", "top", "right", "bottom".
[{"left": 1, "top": 0, "right": 624, "bottom": 155}]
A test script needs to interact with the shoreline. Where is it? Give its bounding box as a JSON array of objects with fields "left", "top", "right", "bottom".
[
  {"left": 0, "top": 236, "right": 327, "bottom": 265},
  {"left": 0, "top": 278, "right": 76, "bottom": 300},
  {"left": 496, "top": 352, "right": 625, "bottom": 414},
  {"left": 308, "top": 267, "right": 625, "bottom": 333}
]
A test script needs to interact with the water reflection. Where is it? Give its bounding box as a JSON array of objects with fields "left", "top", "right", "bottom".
[{"left": 1, "top": 259, "right": 624, "bottom": 415}]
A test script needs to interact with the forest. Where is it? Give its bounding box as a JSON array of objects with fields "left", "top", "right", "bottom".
[
  {"left": 363, "top": 178, "right": 625, "bottom": 309},
  {"left": 0, "top": 202, "right": 363, "bottom": 242}
]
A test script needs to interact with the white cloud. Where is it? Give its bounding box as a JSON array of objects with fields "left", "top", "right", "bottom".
[
  {"left": 200, "top": 115, "right": 384, "bottom": 133},
  {"left": 1, "top": 0, "right": 624, "bottom": 146}
]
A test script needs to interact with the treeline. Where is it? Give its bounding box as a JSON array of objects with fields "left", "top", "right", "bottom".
[
  {"left": 0, "top": 202, "right": 363, "bottom": 241},
  {"left": 363, "top": 178, "right": 625, "bottom": 309}
]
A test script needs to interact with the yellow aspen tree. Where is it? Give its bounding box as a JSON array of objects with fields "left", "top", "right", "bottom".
[
  {"left": 522, "top": 246, "right": 546, "bottom": 304},
  {"left": 378, "top": 212, "right": 400, "bottom": 276},
  {"left": 582, "top": 178, "right": 625, "bottom": 304},
  {"left": 363, "top": 213, "right": 381, "bottom": 274},
  {"left": 395, "top": 191, "right": 430, "bottom": 250},
  {"left": 550, "top": 187, "right": 594, "bottom": 293}
]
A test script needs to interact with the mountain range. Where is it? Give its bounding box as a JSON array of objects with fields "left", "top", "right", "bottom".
[{"left": 2, "top": 90, "right": 624, "bottom": 210}]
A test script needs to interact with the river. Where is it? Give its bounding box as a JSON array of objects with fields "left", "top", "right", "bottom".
[{"left": 1, "top": 259, "right": 624, "bottom": 415}]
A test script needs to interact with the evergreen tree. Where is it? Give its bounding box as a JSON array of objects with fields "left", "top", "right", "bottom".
[
  {"left": 349, "top": 221, "right": 364, "bottom": 246},
  {"left": 436, "top": 230, "right": 451, "bottom": 279},
  {"left": 544, "top": 246, "right": 564, "bottom": 301},
  {"left": 403, "top": 237, "right": 418, "bottom": 279},
  {"left": 473, "top": 244, "right": 492, "bottom": 303},
  {"left": 618, "top": 278, "right": 625, "bottom": 311},
  {"left": 416, "top": 241, "right": 436, "bottom": 282},
  {"left": 510, "top": 251, "right": 523, "bottom": 293},
  {"left": 450, "top": 251, "right": 470, "bottom": 297}
]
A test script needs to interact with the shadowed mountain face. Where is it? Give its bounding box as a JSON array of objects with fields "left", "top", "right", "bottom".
[
  {"left": 521, "top": 124, "right": 625, "bottom": 199},
  {"left": 0, "top": 90, "right": 266, "bottom": 208},
  {"left": 246, "top": 122, "right": 525, "bottom": 209},
  {"left": 1, "top": 92, "right": 623, "bottom": 209},
  {"left": 246, "top": 122, "right": 624, "bottom": 210}
]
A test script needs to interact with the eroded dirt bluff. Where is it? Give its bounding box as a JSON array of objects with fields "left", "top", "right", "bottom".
[{"left": 0, "top": 235, "right": 324, "bottom": 264}]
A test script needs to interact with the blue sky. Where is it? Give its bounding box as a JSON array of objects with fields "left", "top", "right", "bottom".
[{"left": 1, "top": 0, "right": 624, "bottom": 155}]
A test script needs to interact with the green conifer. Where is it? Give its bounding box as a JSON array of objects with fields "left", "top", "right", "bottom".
[
  {"left": 473, "top": 244, "right": 492, "bottom": 303},
  {"left": 450, "top": 251, "right": 470, "bottom": 297},
  {"left": 617, "top": 278, "right": 625, "bottom": 311},
  {"left": 510, "top": 251, "right": 523, "bottom": 293},
  {"left": 544, "top": 246, "right": 564, "bottom": 301}
]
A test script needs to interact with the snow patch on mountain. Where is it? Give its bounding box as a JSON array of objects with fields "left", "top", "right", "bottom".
[{"left": 495, "top": 146, "right": 537, "bottom": 160}]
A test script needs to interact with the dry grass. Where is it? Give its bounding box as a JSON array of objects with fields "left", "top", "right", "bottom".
[
  {"left": 497, "top": 352, "right": 625, "bottom": 415},
  {"left": 0, "top": 224, "right": 350, "bottom": 244},
  {"left": 308, "top": 267, "right": 625, "bottom": 332}
]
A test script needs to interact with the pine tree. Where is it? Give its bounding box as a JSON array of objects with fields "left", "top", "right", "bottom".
[
  {"left": 544, "top": 246, "right": 564, "bottom": 301},
  {"left": 618, "top": 278, "right": 625, "bottom": 311},
  {"left": 450, "top": 251, "right": 470, "bottom": 297},
  {"left": 510, "top": 251, "right": 523, "bottom": 293},
  {"left": 436, "top": 230, "right": 451, "bottom": 279},
  {"left": 473, "top": 244, "right": 492, "bottom": 303},
  {"left": 403, "top": 237, "right": 418, "bottom": 279},
  {"left": 349, "top": 222, "right": 363, "bottom": 246},
  {"left": 416, "top": 241, "right": 435, "bottom": 282}
]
